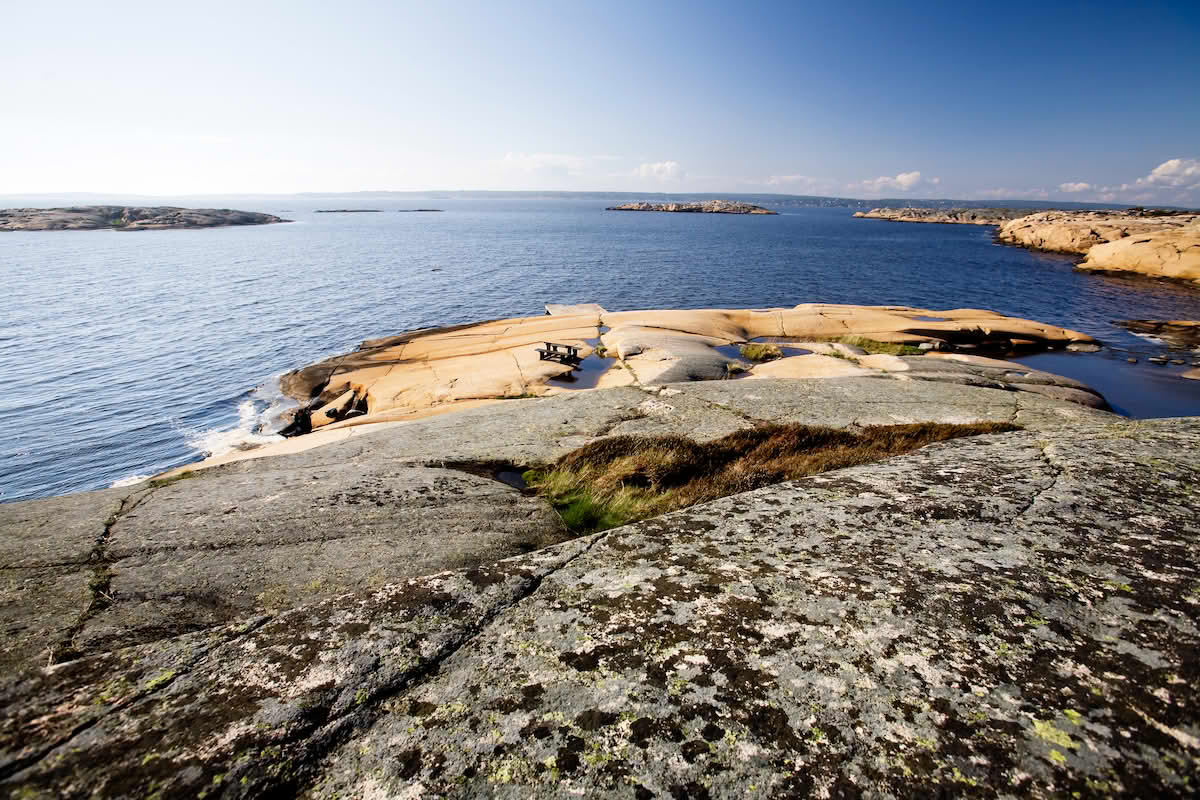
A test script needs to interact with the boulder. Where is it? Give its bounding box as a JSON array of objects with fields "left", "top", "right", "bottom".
[{"left": 1080, "top": 227, "right": 1200, "bottom": 284}]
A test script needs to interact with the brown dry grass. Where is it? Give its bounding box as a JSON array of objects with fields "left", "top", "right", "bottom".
[{"left": 525, "top": 421, "right": 1018, "bottom": 532}]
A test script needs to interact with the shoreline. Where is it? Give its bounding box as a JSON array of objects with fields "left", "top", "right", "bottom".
[
  {"left": 153, "top": 303, "right": 1103, "bottom": 479},
  {"left": 855, "top": 206, "right": 1200, "bottom": 285},
  {"left": 0, "top": 205, "right": 289, "bottom": 231}
]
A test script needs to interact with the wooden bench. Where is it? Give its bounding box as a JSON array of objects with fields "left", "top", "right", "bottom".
[{"left": 535, "top": 341, "right": 582, "bottom": 366}]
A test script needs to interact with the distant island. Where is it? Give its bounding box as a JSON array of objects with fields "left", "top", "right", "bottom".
[
  {"left": 396, "top": 209, "right": 444, "bottom": 212},
  {"left": 853, "top": 208, "right": 1031, "bottom": 225},
  {"left": 0, "top": 206, "right": 288, "bottom": 232},
  {"left": 607, "top": 200, "right": 777, "bottom": 215},
  {"left": 314, "top": 209, "right": 383, "bottom": 213}
]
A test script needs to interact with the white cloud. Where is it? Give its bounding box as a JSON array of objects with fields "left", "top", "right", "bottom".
[
  {"left": 852, "top": 170, "right": 939, "bottom": 195},
  {"left": 633, "top": 160, "right": 684, "bottom": 180},
  {"left": 1059, "top": 182, "right": 1091, "bottom": 193},
  {"left": 1135, "top": 157, "right": 1200, "bottom": 189}
]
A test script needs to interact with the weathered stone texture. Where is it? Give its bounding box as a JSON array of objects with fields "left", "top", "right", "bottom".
[{"left": 2, "top": 415, "right": 1198, "bottom": 798}]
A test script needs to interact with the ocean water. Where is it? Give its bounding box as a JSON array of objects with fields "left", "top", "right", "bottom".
[{"left": 3, "top": 197, "right": 1200, "bottom": 503}]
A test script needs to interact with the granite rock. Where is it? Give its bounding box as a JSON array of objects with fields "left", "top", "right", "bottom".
[
  {"left": 0, "top": 206, "right": 287, "bottom": 231},
  {"left": 2, "top": 415, "right": 1197, "bottom": 798}
]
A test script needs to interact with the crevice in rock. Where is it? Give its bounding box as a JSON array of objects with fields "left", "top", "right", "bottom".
[
  {"left": 0, "top": 559, "right": 92, "bottom": 571},
  {"left": 589, "top": 409, "right": 650, "bottom": 438},
  {"left": 619, "top": 358, "right": 645, "bottom": 387},
  {"left": 237, "top": 532, "right": 611, "bottom": 798},
  {"left": 509, "top": 351, "right": 528, "bottom": 394},
  {"left": 1011, "top": 438, "right": 1066, "bottom": 520},
  {"left": 0, "top": 614, "right": 273, "bottom": 783},
  {"left": 434, "top": 460, "right": 534, "bottom": 491},
  {"left": 47, "top": 487, "right": 156, "bottom": 665}
]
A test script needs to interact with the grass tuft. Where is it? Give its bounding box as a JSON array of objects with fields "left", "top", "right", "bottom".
[
  {"left": 740, "top": 343, "right": 783, "bottom": 362},
  {"left": 147, "top": 471, "right": 194, "bottom": 489},
  {"left": 526, "top": 421, "right": 1018, "bottom": 533},
  {"left": 833, "top": 336, "right": 926, "bottom": 356}
]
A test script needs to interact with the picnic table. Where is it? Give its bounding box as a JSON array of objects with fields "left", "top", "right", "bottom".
[{"left": 535, "top": 341, "right": 582, "bottom": 366}]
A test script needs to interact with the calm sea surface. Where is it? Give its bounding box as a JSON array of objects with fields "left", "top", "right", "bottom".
[{"left": 3, "top": 198, "right": 1200, "bottom": 503}]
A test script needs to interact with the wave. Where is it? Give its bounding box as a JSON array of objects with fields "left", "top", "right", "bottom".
[{"left": 182, "top": 376, "right": 294, "bottom": 459}]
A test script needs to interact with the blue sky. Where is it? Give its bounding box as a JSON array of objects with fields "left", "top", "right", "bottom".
[{"left": 3, "top": 0, "right": 1198, "bottom": 203}]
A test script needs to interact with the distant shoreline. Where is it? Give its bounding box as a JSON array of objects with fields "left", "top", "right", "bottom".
[
  {"left": 855, "top": 206, "right": 1200, "bottom": 285},
  {"left": 0, "top": 206, "right": 288, "bottom": 232}
]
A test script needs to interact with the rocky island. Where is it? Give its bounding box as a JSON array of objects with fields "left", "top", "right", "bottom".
[
  {"left": 856, "top": 206, "right": 1200, "bottom": 285},
  {"left": 852, "top": 207, "right": 1031, "bottom": 225},
  {"left": 0, "top": 206, "right": 288, "bottom": 231},
  {"left": 607, "top": 200, "right": 777, "bottom": 214}
]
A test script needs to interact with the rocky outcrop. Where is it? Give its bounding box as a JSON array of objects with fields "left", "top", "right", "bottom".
[
  {"left": 1118, "top": 319, "right": 1200, "bottom": 349},
  {"left": 2, "top": 379, "right": 1117, "bottom": 672},
  {"left": 1079, "top": 225, "right": 1200, "bottom": 284},
  {"left": 853, "top": 207, "right": 1031, "bottom": 225},
  {"left": 607, "top": 200, "right": 777, "bottom": 214},
  {"left": 857, "top": 206, "right": 1200, "bottom": 284},
  {"left": 273, "top": 305, "right": 1098, "bottom": 440},
  {"left": 0, "top": 206, "right": 287, "bottom": 231},
  {"left": 995, "top": 209, "right": 1200, "bottom": 257},
  {"left": 2, "top": 401, "right": 1197, "bottom": 798}
]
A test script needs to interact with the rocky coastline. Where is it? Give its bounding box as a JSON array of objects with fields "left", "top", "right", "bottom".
[
  {"left": 3, "top": 349, "right": 1198, "bottom": 795},
  {"left": 262, "top": 304, "right": 1099, "bottom": 451},
  {"left": 0, "top": 206, "right": 288, "bottom": 231},
  {"left": 856, "top": 206, "right": 1200, "bottom": 285},
  {"left": 607, "top": 200, "right": 776, "bottom": 214},
  {"left": 852, "top": 207, "right": 1031, "bottom": 225}
]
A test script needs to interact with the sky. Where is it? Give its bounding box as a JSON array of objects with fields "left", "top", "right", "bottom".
[{"left": 2, "top": 0, "right": 1198, "bottom": 204}]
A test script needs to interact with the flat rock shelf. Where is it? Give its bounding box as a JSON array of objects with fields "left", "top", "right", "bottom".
[{"left": 1, "top": 377, "right": 1197, "bottom": 797}]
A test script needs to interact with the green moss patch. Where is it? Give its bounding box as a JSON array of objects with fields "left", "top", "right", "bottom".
[{"left": 833, "top": 336, "right": 926, "bottom": 356}]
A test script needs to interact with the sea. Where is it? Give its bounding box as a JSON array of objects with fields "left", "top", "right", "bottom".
[{"left": 3, "top": 195, "right": 1200, "bottom": 504}]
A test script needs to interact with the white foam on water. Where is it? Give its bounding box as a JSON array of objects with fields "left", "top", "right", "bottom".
[
  {"left": 111, "top": 473, "right": 153, "bottom": 488},
  {"left": 182, "top": 375, "right": 295, "bottom": 459},
  {"left": 1128, "top": 332, "right": 1166, "bottom": 345}
]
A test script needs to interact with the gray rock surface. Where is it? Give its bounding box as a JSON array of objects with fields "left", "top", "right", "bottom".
[
  {"left": 1, "top": 466, "right": 566, "bottom": 672},
  {"left": 0, "top": 206, "right": 287, "bottom": 231},
  {"left": 2, "top": 415, "right": 1197, "bottom": 798},
  {"left": 892, "top": 355, "right": 1110, "bottom": 409}
]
